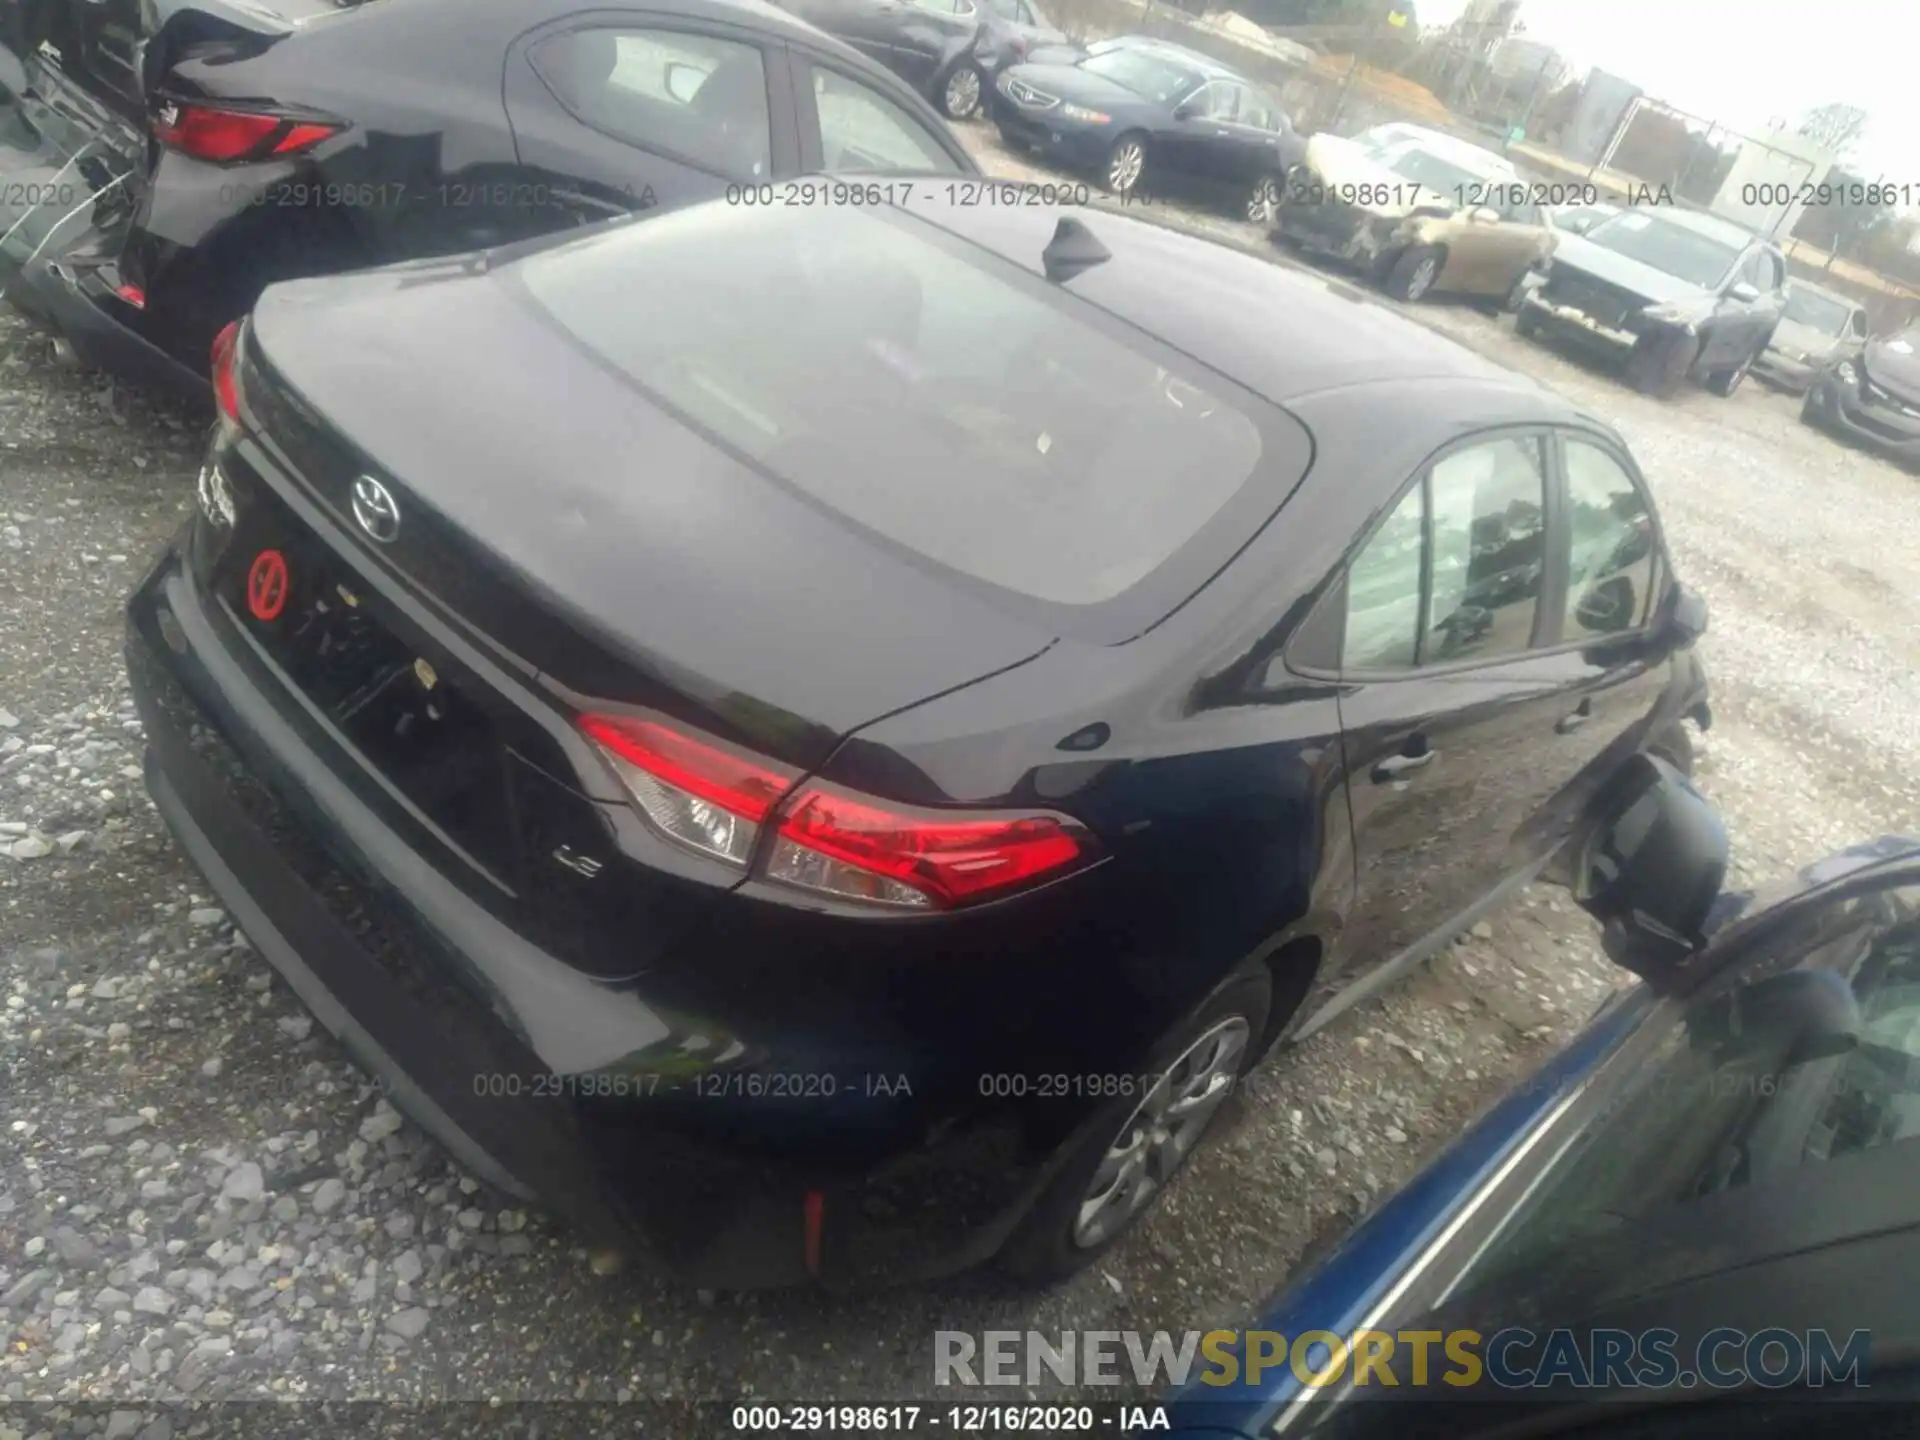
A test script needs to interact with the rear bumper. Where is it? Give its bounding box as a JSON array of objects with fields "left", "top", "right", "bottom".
[
  {"left": 126, "top": 536, "right": 1062, "bottom": 1289},
  {"left": 1803, "top": 373, "right": 1920, "bottom": 464}
]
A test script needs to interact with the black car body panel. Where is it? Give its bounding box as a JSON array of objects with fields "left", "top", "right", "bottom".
[
  {"left": 0, "top": 0, "right": 975, "bottom": 395},
  {"left": 127, "top": 189, "right": 1706, "bottom": 1288},
  {"left": 771, "top": 0, "right": 981, "bottom": 103}
]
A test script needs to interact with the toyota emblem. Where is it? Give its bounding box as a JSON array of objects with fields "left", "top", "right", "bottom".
[{"left": 350, "top": 475, "right": 401, "bottom": 543}]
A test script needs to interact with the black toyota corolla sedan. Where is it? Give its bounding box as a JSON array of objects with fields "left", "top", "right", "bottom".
[{"left": 127, "top": 184, "right": 1710, "bottom": 1291}]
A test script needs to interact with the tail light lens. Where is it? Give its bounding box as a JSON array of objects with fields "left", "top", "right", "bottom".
[
  {"left": 769, "top": 787, "right": 1087, "bottom": 910},
  {"left": 577, "top": 714, "right": 1093, "bottom": 910},
  {"left": 580, "top": 714, "right": 798, "bottom": 866},
  {"left": 210, "top": 320, "right": 243, "bottom": 425},
  {"left": 153, "top": 102, "right": 340, "bottom": 163}
]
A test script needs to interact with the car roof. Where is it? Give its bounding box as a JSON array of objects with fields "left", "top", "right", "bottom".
[{"left": 890, "top": 184, "right": 1549, "bottom": 407}]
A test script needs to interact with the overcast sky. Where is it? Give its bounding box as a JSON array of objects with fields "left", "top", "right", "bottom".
[{"left": 1421, "top": 0, "right": 1918, "bottom": 180}]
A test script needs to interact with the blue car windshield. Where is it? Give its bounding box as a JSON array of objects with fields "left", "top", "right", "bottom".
[{"left": 1079, "top": 50, "right": 1200, "bottom": 104}]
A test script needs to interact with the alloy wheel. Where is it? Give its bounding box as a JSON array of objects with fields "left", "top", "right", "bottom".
[
  {"left": 1107, "top": 139, "right": 1145, "bottom": 193},
  {"left": 944, "top": 65, "right": 982, "bottom": 120},
  {"left": 1245, "top": 176, "right": 1281, "bottom": 225},
  {"left": 1405, "top": 254, "right": 1438, "bottom": 300},
  {"left": 1072, "top": 1016, "right": 1250, "bottom": 1249}
]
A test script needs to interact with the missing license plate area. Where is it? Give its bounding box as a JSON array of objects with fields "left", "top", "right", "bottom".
[{"left": 221, "top": 534, "right": 517, "bottom": 881}]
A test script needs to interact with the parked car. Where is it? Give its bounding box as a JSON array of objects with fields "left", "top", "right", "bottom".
[
  {"left": 993, "top": 38, "right": 1306, "bottom": 222},
  {"left": 127, "top": 186, "right": 1707, "bottom": 1291},
  {"left": 1165, "top": 770, "right": 1920, "bottom": 1437},
  {"left": 774, "top": 0, "right": 990, "bottom": 120},
  {"left": 1753, "top": 279, "right": 1868, "bottom": 394},
  {"left": 1515, "top": 207, "right": 1788, "bottom": 399},
  {"left": 969, "top": 0, "right": 1068, "bottom": 113},
  {"left": 1275, "top": 123, "right": 1558, "bottom": 305},
  {"left": 1801, "top": 326, "right": 1920, "bottom": 470},
  {"left": 0, "top": 0, "right": 975, "bottom": 399}
]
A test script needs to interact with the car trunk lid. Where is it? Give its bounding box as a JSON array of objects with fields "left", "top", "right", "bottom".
[{"left": 240, "top": 253, "right": 1061, "bottom": 778}]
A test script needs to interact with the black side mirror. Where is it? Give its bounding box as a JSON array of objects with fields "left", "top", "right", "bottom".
[
  {"left": 1570, "top": 753, "right": 1729, "bottom": 984},
  {"left": 1665, "top": 582, "right": 1708, "bottom": 648}
]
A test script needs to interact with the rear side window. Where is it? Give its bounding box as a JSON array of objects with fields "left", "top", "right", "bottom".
[
  {"left": 532, "top": 29, "right": 772, "bottom": 178},
  {"left": 814, "top": 67, "right": 963, "bottom": 174},
  {"left": 1562, "top": 439, "right": 1656, "bottom": 639},
  {"left": 516, "top": 204, "right": 1267, "bottom": 606}
]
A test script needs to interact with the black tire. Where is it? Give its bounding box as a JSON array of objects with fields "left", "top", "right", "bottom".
[
  {"left": 1503, "top": 270, "right": 1536, "bottom": 314},
  {"left": 1647, "top": 721, "right": 1695, "bottom": 777},
  {"left": 996, "top": 965, "right": 1273, "bottom": 1286},
  {"left": 1383, "top": 244, "right": 1444, "bottom": 302},
  {"left": 1705, "top": 347, "right": 1757, "bottom": 398},
  {"left": 1242, "top": 173, "right": 1284, "bottom": 227},
  {"left": 1627, "top": 331, "right": 1699, "bottom": 399},
  {"left": 1101, "top": 131, "right": 1148, "bottom": 195},
  {"left": 1514, "top": 304, "right": 1541, "bottom": 339},
  {"left": 938, "top": 61, "right": 985, "bottom": 121},
  {"left": 1801, "top": 388, "right": 1824, "bottom": 426}
]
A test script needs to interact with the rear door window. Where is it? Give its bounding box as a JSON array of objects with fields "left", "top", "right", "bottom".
[
  {"left": 812, "top": 66, "right": 966, "bottom": 173},
  {"left": 532, "top": 28, "right": 774, "bottom": 178}
]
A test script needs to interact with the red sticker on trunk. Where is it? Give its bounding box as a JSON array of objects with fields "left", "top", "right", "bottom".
[{"left": 246, "top": 549, "right": 289, "bottom": 622}]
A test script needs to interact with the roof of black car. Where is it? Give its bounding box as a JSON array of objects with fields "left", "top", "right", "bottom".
[{"left": 893, "top": 185, "right": 1539, "bottom": 406}]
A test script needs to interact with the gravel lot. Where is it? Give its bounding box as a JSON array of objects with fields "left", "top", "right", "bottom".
[{"left": 2, "top": 120, "right": 1918, "bottom": 1431}]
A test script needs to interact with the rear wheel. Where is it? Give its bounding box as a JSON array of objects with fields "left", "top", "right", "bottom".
[
  {"left": 1514, "top": 303, "right": 1542, "bottom": 339},
  {"left": 1384, "top": 244, "right": 1444, "bottom": 302},
  {"left": 997, "top": 966, "right": 1271, "bottom": 1285},
  {"left": 1102, "top": 133, "right": 1147, "bottom": 195},
  {"left": 1243, "top": 173, "right": 1284, "bottom": 226},
  {"left": 940, "top": 62, "right": 984, "bottom": 120},
  {"left": 1705, "top": 347, "right": 1756, "bottom": 397},
  {"left": 1801, "top": 387, "right": 1825, "bottom": 425}
]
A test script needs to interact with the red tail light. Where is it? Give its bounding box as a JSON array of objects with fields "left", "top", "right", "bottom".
[
  {"left": 210, "top": 320, "right": 243, "bottom": 424},
  {"left": 153, "top": 102, "right": 340, "bottom": 163},
  {"left": 769, "top": 787, "right": 1087, "bottom": 910},
  {"left": 577, "top": 713, "right": 1093, "bottom": 910},
  {"left": 579, "top": 714, "right": 798, "bottom": 866}
]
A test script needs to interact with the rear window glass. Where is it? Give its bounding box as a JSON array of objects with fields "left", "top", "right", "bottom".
[{"left": 513, "top": 204, "right": 1265, "bottom": 606}]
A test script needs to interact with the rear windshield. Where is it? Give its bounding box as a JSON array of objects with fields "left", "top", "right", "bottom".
[{"left": 514, "top": 204, "right": 1265, "bottom": 607}]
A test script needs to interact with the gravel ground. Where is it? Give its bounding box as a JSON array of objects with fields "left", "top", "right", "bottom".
[{"left": 2, "top": 121, "right": 1918, "bottom": 1432}]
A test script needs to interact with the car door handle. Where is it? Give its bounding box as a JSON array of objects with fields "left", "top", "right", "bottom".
[
  {"left": 1371, "top": 749, "right": 1436, "bottom": 782},
  {"left": 1555, "top": 698, "right": 1594, "bottom": 734}
]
